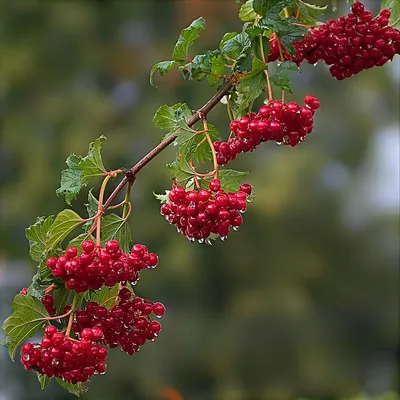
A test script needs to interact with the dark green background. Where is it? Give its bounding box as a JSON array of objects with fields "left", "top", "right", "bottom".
[{"left": 0, "top": 1, "right": 398, "bottom": 399}]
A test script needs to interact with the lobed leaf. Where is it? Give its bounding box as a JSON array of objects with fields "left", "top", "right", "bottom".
[
  {"left": 79, "top": 135, "right": 107, "bottom": 185},
  {"left": 154, "top": 191, "right": 170, "bottom": 204},
  {"left": 271, "top": 60, "right": 298, "bottom": 92},
  {"left": 2, "top": 294, "right": 48, "bottom": 360},
  {"left": 89, "top": 285, "right": 120, "bottom": 309},
  {"left": 150, "top": 60, "right": 180, "bottom": 87},
  {"left": 47, "top": 209, "right": 83, "bottom": 249},
  {"left": 26, "top": 216, "right": 54, "bottom": 262},
  {"left": 294, "top": 0, "right": 327, "bottom": 26},
  {"left": 221, "top": 32, "right": 251, "bottom": 59},
  {"left": 37, "top": 374, "right": 50, "bottom": 390},
  {"left": 167, "top": 158, "right": 196, "bottom": 186},
  {"left": 173, "top": 17, "right": 206, "bottom": 61},
  {"left": 239, "top": 0, "right": 258, "bottom": 22},
  {"left": 56, "top": 154, "right": 83, "bottom": 205}
]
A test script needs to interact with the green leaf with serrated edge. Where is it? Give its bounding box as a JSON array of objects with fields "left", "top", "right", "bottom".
[
  {"left": 150, "top": 60, "right": 180, "bottom": 86},
  {"left": 294, "top": 0, "right": 327, "bottom": 26},
  {"left": 173, "top": 17, "right": 206, "bottom": 61},
  {"left": 240, "top": 0, "right": 257, "bottom": 21},
  {"left": 101, "top": 214, "right": 131, "bottom": 253},
  {"left": 181, "top": 123, "right": 220, "bottom": 163},
  {"left": 220, "top": 32, "right": 238, "bottom": 51},
  {"left": 2, "top": 294, "right": 48, "bottom": 360},
  {"left": 37, "top": 374, "right": 50, "bottom": 390},
  {"left": 79, "top": 135, "right": 107, "bottom": 185},
  {"left": 27, "top": 261, "right": 52, "bottom": 299},
  {"left": 221, "top": 32, "right": 251, "bottom": 59},
  {"left": 56, "top": 379, "right": 88, "bottom": 397},
  {"left": 167, "top": 158, "right": 196, "bottom": 186},
  {"left": 154, "top": 191, "right": 170, "bottom": 204},
  {"left": 56, "top": 154, "right": 83, "bottom": 205},
  {"left": 26, "top": 216, "right": 54, "bottom": 262},
  {"left": 89, "top": 285, "right": 120, "bottom": 309},
  {"left": 382, "top": 0, "right": 400, "bottom": 28},
  {"left": 47, "top": 209, "right": 82, "bottom": 250},
  {"left": 180, "top": 50, "right": 223, "bottom": 83},
  {"left": 279, "top": 20, "right": 307, "bottom": 55},
  {"left": 207, "top": 54, "right": 225, "bottom": 86},
  {"left": 230, "top": 72, "right": 266, "bottom": 119},
  {"left": 153, "top": 103, "right": 192, "bottom": 131},
  {"left": 83, "top": 189, "right": 98, "bottom": 231},
  {"left": 271, "top": 60, "right": 298, "bottom": 92},
  {"left": 253, "top": 0, "right": 295, "bottom": 16}
]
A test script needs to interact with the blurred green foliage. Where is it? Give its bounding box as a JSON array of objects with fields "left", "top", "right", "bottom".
[{"left": 0, "top": 1, "right": 398, "bottom": 399}]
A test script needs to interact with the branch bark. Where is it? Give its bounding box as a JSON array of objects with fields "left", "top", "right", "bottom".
[{"left": 102, "top": 77, "right": 235, "bottom": 211}]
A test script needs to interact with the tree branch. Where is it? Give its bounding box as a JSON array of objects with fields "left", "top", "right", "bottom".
[{"left": 102, "top": 77, "right": 235, "bottom": 211}]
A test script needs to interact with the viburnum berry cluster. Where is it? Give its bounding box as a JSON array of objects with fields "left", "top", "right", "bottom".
[
  {"left": 2, "top": 0, "right": 399, "bottom": 396},
  {"left": 46, "top": 240, "right": 158, "bottom": 292},
  {"left": 21, "top": 325, "right": 107, "bottom": 383},
  {"left": 160, "top": 179, "right": 252, "bottom": 241},
  {"left": 214, "top": 96, "right": 320, "bottom": 165},
  {"left": 268, "top": 3, "right": 400, "bottom": 80},
  {"left": 72, "top": 288, "right": 165, "bottom": 355}
]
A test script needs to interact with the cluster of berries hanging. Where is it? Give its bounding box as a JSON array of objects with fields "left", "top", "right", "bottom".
[
  {"left": 214, "top": 96, "right": 320, "bottom": 165},
  {"left": 19, "top": 240, "right": 165, "bottom": 384},
  {"left": 45, "top": 240, "right": 158, "bottom": 293},
  {"left": 73, "top": 288, "right": 165, "bottom": 355},
  {"left": 160, "top": 179, "right": 252, "bottom": 242},
  {"left": 268, "top": 4, "right": 400, "bottom": 80},
  {"left": 21, "top": 326, "right": 107, "bottom": 384}
]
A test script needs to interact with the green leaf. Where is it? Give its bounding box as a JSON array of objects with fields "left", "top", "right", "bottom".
[
  {"left": 2, "top": 294, "right": 48, "bottom": 360},
  {"left": 218, "top": 169, "right": 249, "bottom": 192},
  {"left": 230, "top": 71, "right": 266, "bottom": 119},
  {"left": 89, "top": 284, "right": 119, "bottom": 309},
  {"left": 181, "top": 123, "right": 220, "bottom": 163},
  {"left": 56, "top": 154, "right": 83, "bottom": 205},
  {"left": 53, "top": 286, "right": 72, "bottom": 315},
  {"left": 220, "top": 32, "right": 239, "bottom": 51},
  {"left": 37, "top": 374, "right": 51, "bottom": 390},
  {"left": 279, "top": 19, "right": 307, "bottom": 54},
  {"left": 26, "top": 216, "right": 54, "bottom": 262},
  {"left": 179, "top": 50, "right": 224, "bottom": 84},
  {"left": 55, "top": 379, "right": 88, "bottom": 397},
  {"left": 47, "top": 209, "right": 83, "bottom": 249},
  {"left": 79, "top": 135, "right": 107, "bottom": 185},
  {"left": 382, "top": 0, "right": 400, "bottom": 28},
  {"left": 153, "top": 103, "right": 192, "bottom": 131},
  {"left": 83, "top": 189, "right": 98, "bottom": 231},
  {"left": 167, "top": 158, "right": 196, "bottom": 186},
  {"left": 295, "top": 0, "right": 327, "bottom": 25},
  {"left": 101, "top": 214, "right": 131, "bottom": 253},
  {"left": 271, "top": 60, "right": 298, "bottom": 92},
  {"left": 154, "top": 191, "right": 170, "bottom": 204},
  {"left": 27, "top": 261, "right": 52, "bottom": 299},
  {"left": 221, "top": 32, "right": 251, "bottom": 59},
  {"left": 173, "top": 17, "right": 206, "bottom": 61},
  {"left": 253, "top": 0, "right": 294, "bottom": 16},
  {"left": 240, "top": 0, "right": 258, "bottom": 21},
  {"left": 150, "top": 60, "right": 180, "bottom": 87}
]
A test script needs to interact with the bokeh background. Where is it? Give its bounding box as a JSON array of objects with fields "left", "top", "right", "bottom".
[{"left": 0, "top": 1, "right": 399, "bottom": 399}]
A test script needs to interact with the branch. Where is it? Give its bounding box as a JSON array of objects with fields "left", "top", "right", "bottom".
[{"left": 102, "top": 77, "right": 235, "bottom": 211}]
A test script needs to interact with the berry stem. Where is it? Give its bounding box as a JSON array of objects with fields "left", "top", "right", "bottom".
[
  {"left": 96, "top": 174, "right": 113, "bottom": 247},
  {"left": 122, "top": 183, "right": 132, "bottom": 220},
  {"left": 283, "top": 8, "right": 290, "bottom": 18},
  {"left": 65, "top": 293, "right": 80, "bottom": 337},
  {"left": 226, "top": 97, "right": 234, "bottom": 121},
  {"left": 44, "top": 308, "right": 72, "bottom": 321},
  {"left": 259, "top": 35, "right": 273, "bottom": 102},
  {"left": 201, "top": 115, "right": 218, "bottom": 179},
  {"left": 101, "top": 78, "right": 235, "bottom": 213}
]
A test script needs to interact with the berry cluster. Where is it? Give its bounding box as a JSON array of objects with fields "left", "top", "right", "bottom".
[
  {"left": 20, "top": 288, "right": 55, "bottom": 316},
  {"left": 268, "top": 4, "right": 400, "bottom": 80},
  {"left": 160, "top": 179, "right": 251, "bottom": 241},
  {"left": 72, "top": 288, "right": 165, "bottom": 355},
  {"left": 214, "top": 96, "right": 319, "bottom": 165},
  {"left": 46, "top": 240, "right": 158, "bottom": 293},
  {"left": 20, "top": 326, "right": 107, "bottom": 383}
]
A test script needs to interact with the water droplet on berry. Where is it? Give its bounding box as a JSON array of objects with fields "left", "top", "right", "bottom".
[
  {"left": 233, "top": 226, "right": 239, "bottom": 232},
  {"left": 313, "top": 63, "right": 318, "bottom": 66},
  {"left": 198, "top": 238, "right": 204, "bottom": 244},
  {"left": 220, "top": 236, "right": 227, "bottom": 241},
  {"left": 276, "top": 141, "right": 282, "bottom": 145}
]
